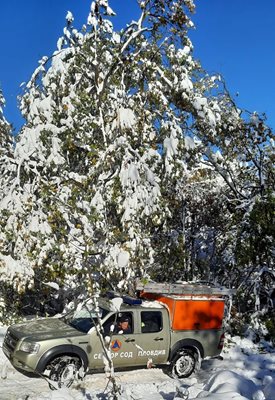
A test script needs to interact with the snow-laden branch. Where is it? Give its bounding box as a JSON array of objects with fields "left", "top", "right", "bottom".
[
  {"left": 120, "top": 7, "right": 148, "bottom": 54},
  {"left": 202, "top": 154, "right": 248, "bottom": 201},
  {"left": 155, "top": 66, "right": 173, "bottom": 89}
]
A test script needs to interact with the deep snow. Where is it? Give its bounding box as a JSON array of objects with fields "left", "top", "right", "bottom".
[{"left": 0, "top": 325, "right": 274, "bottom": 400}]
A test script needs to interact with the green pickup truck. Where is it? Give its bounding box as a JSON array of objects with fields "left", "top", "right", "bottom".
[{"left": 3, "top": 283, "right": 229, "bottom": 389}]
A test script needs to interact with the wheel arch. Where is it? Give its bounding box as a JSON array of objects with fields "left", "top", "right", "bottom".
[
  {"left": 169, "top": 338, "right": 204, "bottom": 361},
  {"left": 36, "top": 345, "right": 89, "bottom": 374}
]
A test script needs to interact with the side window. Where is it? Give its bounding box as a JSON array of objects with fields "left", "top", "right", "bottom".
[
  {"left": 103, "top": 312, "right": 133, "bottom": 335},
  {"left": 141, "top": 311, "right": 163, "bottom": 333}
]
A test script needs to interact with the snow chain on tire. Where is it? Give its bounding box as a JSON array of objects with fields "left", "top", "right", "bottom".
[
  {"left": 170, "top": 348, "right": 197, "bottom": 379},
  {"left": 45, "top": 355, "right": 83, "bottom": 390}
]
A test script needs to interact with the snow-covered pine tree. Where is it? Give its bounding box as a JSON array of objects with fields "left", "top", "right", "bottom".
[
  {"left": 0, "top": 1, "right": 244, "bottom": 295},
  {"left": 0, "top": 89, "right": 28, "bottom": 320},
  {"left": 0, "top": 0, "right": 273, "bottom": 322},
  {"left": 183, "top": 80, "right": 275, "bottom": 314},
  {"left": 0, "top": 14, "right": 86, "bottom": 301},
  {"left": 215, "top": 111, "right": 275, "bottom": 312},
  {"left": 1, "top": 0, "right": 205, "bottom": 301}
]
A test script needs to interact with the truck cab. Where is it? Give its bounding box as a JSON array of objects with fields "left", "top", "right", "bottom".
[{"left": 91, "top": 300, "right": 170, "bottom": 368}]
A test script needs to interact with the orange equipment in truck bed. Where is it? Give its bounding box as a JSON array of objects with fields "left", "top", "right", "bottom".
[{"left": 137, "top": 280, "right": 232, "bottom": 331}]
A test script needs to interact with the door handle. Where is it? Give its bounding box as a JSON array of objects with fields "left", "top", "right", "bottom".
[
  {"left": 125, "top": 338, "right": 135, "bottom": 343},
  {"left": 154, "top": 337, "right": 164, "bottom": 341}
]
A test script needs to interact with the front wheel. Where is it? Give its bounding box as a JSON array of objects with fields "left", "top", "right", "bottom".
[
  {"left": 169, "top": 349, "right": 197, "bottom": 379},
  {"left": 44, "top": 355, "right": 83, "bottom": 390}
]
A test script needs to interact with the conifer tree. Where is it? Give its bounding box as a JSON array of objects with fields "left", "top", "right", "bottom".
[
  {"left": 4, "top": 0, "right": 208, "bottom": 295},
  {"left": 0, "top": 0, "right": 273, "bottom": 320},
  {"left": 0, "top": 90, "right": 29, "bottom": 319}
]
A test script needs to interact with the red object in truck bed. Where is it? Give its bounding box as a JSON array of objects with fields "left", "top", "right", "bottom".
[{"left": 142, "top": 293, "right": 225, "bottom": 330}]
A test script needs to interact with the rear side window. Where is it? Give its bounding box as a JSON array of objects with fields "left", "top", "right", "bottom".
[{"left": 141, "top": 311, "right": 163, "bottom": 333}]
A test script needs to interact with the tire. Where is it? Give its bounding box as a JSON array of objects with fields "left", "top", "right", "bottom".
[
  {"left": 44, "top": 355, "right": 82, "bottom": 390},
  {"left": 169, "top": 349, "right": 197, "bottom": 379}
]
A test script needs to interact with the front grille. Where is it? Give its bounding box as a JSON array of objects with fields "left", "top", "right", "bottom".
[{"left": 4, "top": 330, "right": 19, "bottom": 352}]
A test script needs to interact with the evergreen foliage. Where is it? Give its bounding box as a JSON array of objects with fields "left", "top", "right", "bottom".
[{"left": 0, "top": 1, "right": 274, "bottom": 330}]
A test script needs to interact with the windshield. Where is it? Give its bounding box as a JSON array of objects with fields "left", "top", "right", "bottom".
[{"left": 62, "top": 304, "right": 109, "bottom": 333}]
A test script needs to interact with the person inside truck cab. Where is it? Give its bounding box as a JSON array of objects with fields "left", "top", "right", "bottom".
[{"left": 116, "top": 315, "right": 132, "bottom": 334}]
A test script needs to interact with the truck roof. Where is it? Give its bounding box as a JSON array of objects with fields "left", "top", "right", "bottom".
[{"left": 99, "top": 295, "right": 164, "bottom": 312}]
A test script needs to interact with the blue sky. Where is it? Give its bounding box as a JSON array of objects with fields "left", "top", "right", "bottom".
[{"left": 0, "top": 0, "right": 275, "bottom": 133}]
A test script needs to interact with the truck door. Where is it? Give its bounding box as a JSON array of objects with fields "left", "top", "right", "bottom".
[
  {"left": 134, "top": 310, "right": 169, "bottom": 365},
  {"left": 91, "top": 311, "right": 138, "bottom": 369}
]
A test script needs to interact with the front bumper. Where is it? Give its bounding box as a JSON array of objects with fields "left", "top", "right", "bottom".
[
  {"left": 2, "top": 331, "right": 40, "bottom": 374},
  {"left": 2, "top": 343, "right": 36, "bottom": 373}
]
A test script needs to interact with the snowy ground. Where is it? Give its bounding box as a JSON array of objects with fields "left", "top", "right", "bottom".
[{"left": 0, "top": 325, "right": 274, "bottom": 400}]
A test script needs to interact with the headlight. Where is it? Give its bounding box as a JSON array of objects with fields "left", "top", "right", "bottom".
[{"left": 20, "top": 341, "right": 40, "bottom": 354}]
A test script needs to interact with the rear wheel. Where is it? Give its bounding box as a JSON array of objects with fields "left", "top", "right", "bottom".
[
  {"left": 169, "top": 349, "right": 197, "bottom": 379},
  {"left": 44, "top": 355, "right": 82, "bottom": 390}
]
